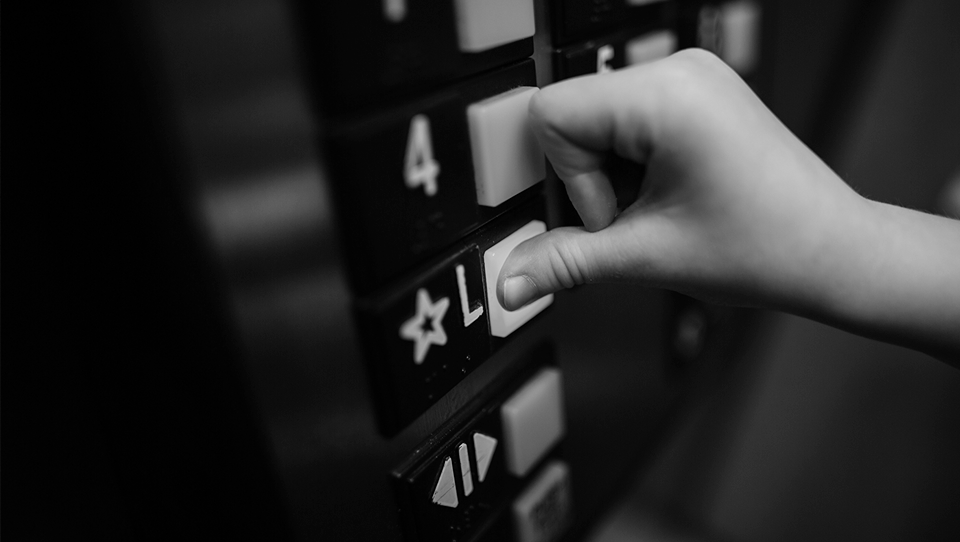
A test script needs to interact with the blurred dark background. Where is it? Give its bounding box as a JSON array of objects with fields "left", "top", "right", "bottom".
[
  {"left": 590, "top": 1, "right": 960, "bottom": 540},
  {"left": 10, "top": 0, "right": 960, "bottom": 541}
]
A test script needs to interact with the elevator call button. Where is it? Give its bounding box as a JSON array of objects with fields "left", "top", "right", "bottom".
[
  {"left": 358, "top": 196, "right": 549, "bottom": 436},
  {"left": 429, "top": 432, "right": 498, "bottom": 510},
  {"left": 512, "top": 461, "right": 573, "bottom": 542},
  {"left": 501, "top": 367, "right": 566, "bottom": 477},
  {"left": 467, "top": 86, "right": 545, "bottom": 208},
  {"left": 483, "top": 220, "right": 554, "bottom": 338},
  {"left": 396, "top": 408, "right": 508, "bottom": 542}
]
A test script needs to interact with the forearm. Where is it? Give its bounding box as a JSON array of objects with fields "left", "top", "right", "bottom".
[{"left": 798, "top": 197, "right": 960, "bottom": 365}]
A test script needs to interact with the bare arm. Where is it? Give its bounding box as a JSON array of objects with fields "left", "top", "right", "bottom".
[{"left": 497, "top": 49, "right": 960, "bottom": 364}]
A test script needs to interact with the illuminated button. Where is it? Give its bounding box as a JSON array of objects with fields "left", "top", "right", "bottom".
[
  {"left": 625, "top": 29, "right": 677, "bottom": 66},
  {"left": 467, "top": 86, "right": 545, "bottom": 208},
  {"left": 483, "top": 221, "right": 553, "bottom": 338},
  {"left": 501, "top": 367, "right": 565, "bottom": 477},
  {"left": 454, "top": 0, "right": 536, "bottom": 53},
  {"left": 512, "top": 461, "right": 573, "bottom": 542}
]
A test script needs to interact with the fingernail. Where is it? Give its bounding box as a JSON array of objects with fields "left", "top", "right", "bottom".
[{"left": 503, "top": 276, "right": 539, "bottom": 311}]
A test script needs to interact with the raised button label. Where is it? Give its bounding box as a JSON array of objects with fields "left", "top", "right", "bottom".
[
  {"left": 473, "top": 432, "right": 497, "bottom": 482},
  {"left": 399, "top": 288, "right": 451, "bottom": 364},
  {"left": 357, "top": 245, "right": 490, "bottom": 435},
  {"left": 456, "top": 264, "right": 484, "bottom": 327},
  {"left": 327, "top": 92, "right": 478, "bottom": 292},
  {"left": 432, "top": 457, "right": 459, "bottom": 508}
]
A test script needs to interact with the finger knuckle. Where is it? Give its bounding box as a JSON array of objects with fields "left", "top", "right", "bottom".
[{"left": 546, "top": 240, "right": 591, "bottom": 290}]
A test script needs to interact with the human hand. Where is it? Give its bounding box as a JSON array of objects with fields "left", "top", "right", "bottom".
[{"left": 497, "top": 49, "right": 867, "bottom": 316}]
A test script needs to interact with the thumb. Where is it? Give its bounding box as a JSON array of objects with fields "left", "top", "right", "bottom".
[{"left": 496, "top": 225, "right": 635, "bottom": 310}]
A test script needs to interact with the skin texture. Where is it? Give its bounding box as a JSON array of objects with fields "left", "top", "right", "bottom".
[{"left": 497, "top": 49, "right": 960, "bottom": 365}]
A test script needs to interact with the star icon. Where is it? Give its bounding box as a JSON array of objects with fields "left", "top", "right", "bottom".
[{"left": 400, "top": 288, "right": 451, "bottom": 365}]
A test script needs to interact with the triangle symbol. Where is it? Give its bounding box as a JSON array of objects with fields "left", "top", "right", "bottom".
[
  {"left": 473, "top": 432, "right": 497, "bottom": 483},
  {"left": 431, "top": 456, "right": 458, "bottom": 508}
]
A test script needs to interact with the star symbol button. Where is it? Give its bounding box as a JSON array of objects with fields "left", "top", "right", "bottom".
[{"left": 400, "top": 288, "right": 451, "bottom": 365}]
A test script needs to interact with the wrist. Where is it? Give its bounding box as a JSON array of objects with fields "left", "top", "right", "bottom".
[{"left": 774, "top": 184, "right": 877, "bottom": 325}]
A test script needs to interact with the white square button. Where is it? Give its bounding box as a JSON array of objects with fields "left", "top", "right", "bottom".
[
  {"left": 501, "top": 367, "right": 566, "bottom": 477},
  {"left": 625, "top": 29, "right": 677, "bottom": 66},
  {"left": 454, "top": 0, "right": 536, "bottom": 53},
  {"left": 720, "top": 1, "right": 761, "bottom": 74},
  {"left": 483, "top": 220, "right": 553, "bottom": 338},
  {"left": 512, "top": 461, "right": 572, "bottom": 542},
  {"left": 468, "top": 86, "right": 546, "bottom": 208}
]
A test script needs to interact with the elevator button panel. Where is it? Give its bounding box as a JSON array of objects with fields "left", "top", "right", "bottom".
[
  {"left": 357, "top": 245, "right": 489, "bottom": 436},
  {"left": 358, "top": 200, "right": 550, "bottom": 436},
  {"left": 468, "top": 86, "right": 545, "bottom": 207},
  {"left": 398, "top": 415, "right": 509, "bottom": 542},
  {"left": 330, "top": 60, "right": 540, "bottom": 293},
  {"left": 328, "top": 92, "right": 478, "bottom": 292},
  {"left": 299, "top": 2, "right": 534, "bottom": 111},
  {"left": 394, "top": 345, "right": 568, "bottom": 542}
]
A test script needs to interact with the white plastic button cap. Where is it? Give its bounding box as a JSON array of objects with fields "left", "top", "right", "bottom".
[
  {"left": 720, "top": 0, "right": 761, "bottom": 74},
  {"left": 512, "top": 461, "right": 572, "bottom": 542},
  {"left": 625, "top": 29, "right": 677, "bottom": 66},
  {"left": 468, "top": 86, "right": 545, "bottom": 208},
  {"left": 500, "top": 367, "right": 565, "bottom": 477},
  {"left": 454, "top": 0, "right": 536, "bottom": 53},
  {"left": 483, "top": 220, "right": 553, "bottom": 338}
]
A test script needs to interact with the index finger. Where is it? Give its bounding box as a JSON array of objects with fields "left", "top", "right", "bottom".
[{"left": 527, "top": 61, "right": 665, "bottom": 230}]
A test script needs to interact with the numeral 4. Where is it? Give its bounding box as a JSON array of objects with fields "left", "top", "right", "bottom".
[{"left": 404, "top": 115, "right": 441, "bottom": 197}]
